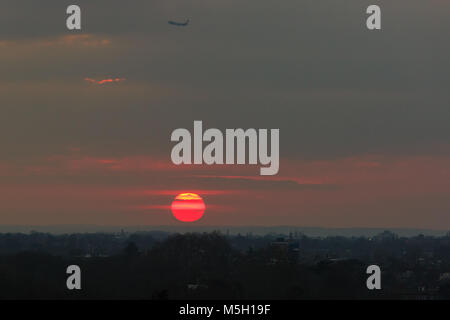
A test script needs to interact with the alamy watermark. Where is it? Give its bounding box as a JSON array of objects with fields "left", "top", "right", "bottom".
[{"left": 170, "top": 121, "right": 279, "bottom": 175}]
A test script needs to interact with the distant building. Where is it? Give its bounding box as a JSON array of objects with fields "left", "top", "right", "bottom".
[{"left": 187, "top": 283, "right": 208, "bottom": 290}]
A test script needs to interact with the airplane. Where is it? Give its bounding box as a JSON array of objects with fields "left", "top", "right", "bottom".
[{"left": 168, "top": 19, "right": 189, "bottom": 27}]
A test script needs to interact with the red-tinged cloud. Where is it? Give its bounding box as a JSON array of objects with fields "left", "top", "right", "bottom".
[
  {"left": 140, "top": 190, "right": 234, "bottom": 196},
  {"left": 1, "top": 152, "right": 450, "bottom": 227},
  {"left": 84, "top": 77, "right": 126, "bottom": 85},
  {"left": 191, "top": 174, "right": 334, "bottom": 191},
  {"left": 132, "top": 203, "right": 228, "bottom": 213}
]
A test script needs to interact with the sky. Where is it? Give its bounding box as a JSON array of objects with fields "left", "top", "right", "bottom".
[{"left": 0, "top": 0, "right": 449, "bottom": 229}]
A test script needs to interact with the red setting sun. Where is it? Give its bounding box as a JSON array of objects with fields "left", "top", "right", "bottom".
[{"left": 171, "top": 193, "right": 205, "bottom": 222}]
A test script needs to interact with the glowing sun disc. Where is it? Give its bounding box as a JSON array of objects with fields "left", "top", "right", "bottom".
[{"left": 171, "top": 193, "right": 205, "bottom": 222}]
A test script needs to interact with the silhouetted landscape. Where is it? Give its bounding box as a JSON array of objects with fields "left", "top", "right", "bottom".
[{"left": 1, "top": 230, "right": 450, "bottom": 299}]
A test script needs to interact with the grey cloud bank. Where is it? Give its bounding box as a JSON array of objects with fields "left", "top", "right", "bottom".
[{"left": 0, "top": 0, "right": 449, "bottom": 162}]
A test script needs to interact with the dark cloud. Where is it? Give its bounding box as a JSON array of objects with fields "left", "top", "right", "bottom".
[
  {"left": 0, "top": 0, "right": 449, "bottom": 161},
  {"left": 187, "top": 175, "right": 338, "bottom": 191}
]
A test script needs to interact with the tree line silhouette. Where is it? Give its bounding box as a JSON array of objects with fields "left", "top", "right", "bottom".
[{"left": 0, "top": 231, "right": 450, "bottom": 299}]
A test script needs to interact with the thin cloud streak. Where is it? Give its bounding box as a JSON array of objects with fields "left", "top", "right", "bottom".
[
  {"left": 0, "top": 34, "right": 112, "bottom": 48},
  {"left": 84, "top": 77, "right": 126, "bottom": 85}
]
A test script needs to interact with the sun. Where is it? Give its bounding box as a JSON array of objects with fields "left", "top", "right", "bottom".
[{"left": 171, "top": 193, "right": 205, "bottom": 222}]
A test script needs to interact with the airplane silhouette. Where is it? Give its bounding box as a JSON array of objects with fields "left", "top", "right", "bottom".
[{"left": 168, "top": 19, "right": 189, "bottom": 27}]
